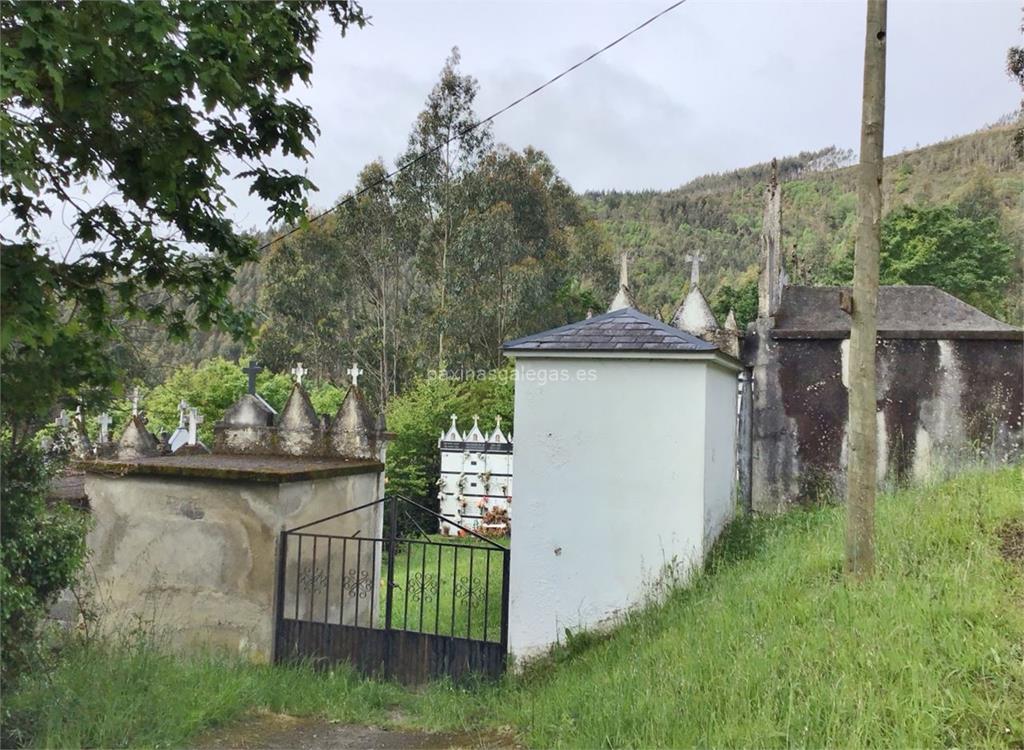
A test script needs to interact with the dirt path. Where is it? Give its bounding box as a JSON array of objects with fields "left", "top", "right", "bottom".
[{"left": 197, "top": 712, "right": 518, "bottom": 750}]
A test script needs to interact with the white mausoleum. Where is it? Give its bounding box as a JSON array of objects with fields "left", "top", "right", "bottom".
[
  {"left": 437, "top": 415, "right": 513, "bottom": 535},
  {"left": 502, "top": 305, "right": 741, "bottom": 659}
]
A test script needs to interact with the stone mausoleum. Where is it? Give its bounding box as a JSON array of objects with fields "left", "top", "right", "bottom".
[
  {"left": 80, "top": 365, "right": 388, "bottom": 658},
  {"left": 741, "top": 172, "right": 1023, "bottom": 511}
]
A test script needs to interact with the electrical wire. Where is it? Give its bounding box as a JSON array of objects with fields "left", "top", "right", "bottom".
[{"left": 256, "top": 0, "right": 690, "bottom": 252}]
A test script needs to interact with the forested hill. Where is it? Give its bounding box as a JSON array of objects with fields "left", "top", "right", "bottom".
[
  {"left": 584, "top": 123, "right": 1022, "bottom": 323},
  {"left": 140, "top": 123, "right": 1021, "bottom": 382}
]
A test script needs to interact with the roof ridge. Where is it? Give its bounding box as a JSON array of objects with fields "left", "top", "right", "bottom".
[{"left": 503, "top": 306, "right": 719, "bottom": 353}]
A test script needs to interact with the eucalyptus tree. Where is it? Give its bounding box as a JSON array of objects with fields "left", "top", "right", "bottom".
[{"left": 395, "top": 47, "right": 493, "bottom": 368}]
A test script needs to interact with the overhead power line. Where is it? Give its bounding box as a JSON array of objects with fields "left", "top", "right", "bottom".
[{"left": 257, "top": 0, "right": 690, "bottom": 252}]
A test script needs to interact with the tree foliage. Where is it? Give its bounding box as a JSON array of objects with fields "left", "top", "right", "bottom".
[
  {"left": 709, "top": 279, "right": 758, "bottom": 330},
  {"left": 1007, "top": 12, "right": 1024, "bottom": 159},
  {"left": 878, "top": 205, "right": 1014, "bottom": 317},
  {"left": 827, "top": 203, "right": 1016, "bottom": 319},
  {"left": 255, "top": 52, "right": 615, "bottom": 408},
  {"left": 0, "top": 0, "right": 365, "bottom": 431}
]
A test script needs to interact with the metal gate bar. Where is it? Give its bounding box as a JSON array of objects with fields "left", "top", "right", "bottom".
[{"left": 273, "top": 494, "right": 509, "bottom": 684}]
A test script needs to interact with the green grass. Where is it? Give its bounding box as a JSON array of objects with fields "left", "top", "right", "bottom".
[
  {"left": 0, "top": 636, "right": 405, "bottom": 749},
  {"left": 382, "top": 534, "right": 508, "bottom": 641},
  {"left": 4, "top": 467, "right": 1022, "bottom": 748}
]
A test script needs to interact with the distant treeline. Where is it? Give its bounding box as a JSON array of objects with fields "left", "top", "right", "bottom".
[{"left": 129, "top": 111, "right": 1021, "bottom": 391}]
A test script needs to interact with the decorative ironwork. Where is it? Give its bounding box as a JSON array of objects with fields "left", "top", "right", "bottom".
[
  {"left": 275, "top": 494, "right": 510, "bottom": 685},
  {"left": 454, "top": 576, "right": 486, "bottom": 608},
  {"left": 406, "top": 572, "right": 437, "bottom": 602},
  {"left": 345, "top": 569, "right": 373, "bottom": 599},
  {"left": 298, "top": 564, "right": 329, "bottom": 593}
]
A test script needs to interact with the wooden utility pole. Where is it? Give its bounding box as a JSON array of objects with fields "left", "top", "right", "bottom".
[{"left": 846, "top": 0, "right": 887, "bottom": 579}]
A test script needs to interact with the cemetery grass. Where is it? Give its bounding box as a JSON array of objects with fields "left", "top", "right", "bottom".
[
  {"left": 4, "top": 467, "right": 1022, "bottom": 748},
  {"left": 382, "top": 534, "right": 508, "bottom": 641},
  {"left": 406, "top": 466, "right": 1024, "bottom": 748}
]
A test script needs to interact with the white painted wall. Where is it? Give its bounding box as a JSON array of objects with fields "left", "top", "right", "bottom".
[
  {"left": 508, "top": 356, "right": 739, "bottom": 660},
  {"left": 703, "top": 363, "right": 739, "bottom": 544}
]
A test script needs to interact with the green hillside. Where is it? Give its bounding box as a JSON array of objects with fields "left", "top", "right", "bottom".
[
  {"left": 585, "top": 124, "right": 1022, "bottom": 323},
  {"left": 135, "top": 124, "right": 1022, "bottom": 382}
]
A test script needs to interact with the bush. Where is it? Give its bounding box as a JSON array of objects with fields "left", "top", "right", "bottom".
[{"left": 0, "top": 437, "right": 88, "bottom": 681}]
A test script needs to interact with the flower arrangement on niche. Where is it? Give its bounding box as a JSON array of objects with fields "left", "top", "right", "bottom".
[{"left": 481, "top": 506, "right": 510, "bottom": 537}]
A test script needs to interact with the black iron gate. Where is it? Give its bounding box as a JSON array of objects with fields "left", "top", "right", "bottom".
[{"left": 273, "top": 495, "right": 510, "bottom": 684}]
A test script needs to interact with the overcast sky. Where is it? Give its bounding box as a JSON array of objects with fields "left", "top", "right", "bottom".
[
  {"left": 216, "top": 0, "right": 1020, "bottom": 230},
  {"left": 17, "top": 0, "right": 1021, "bottom": 250}
]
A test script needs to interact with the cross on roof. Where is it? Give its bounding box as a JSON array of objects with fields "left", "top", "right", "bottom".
[
  {"left": 685, "top": 251, "right": 704, "bottom": 287},
  {"left": 187, "top": 407, "right": 204, "bottom": 445},
  {"left": 290, "top": 362, "right": 308, "bottom": 385},
  {"left": 242, "top": 360, "right": 263, "bottom": 395},
  {"left": 98, "top": 412, "right": 113, "bottom": 443},
  {"left": 130, "top": 386, "right": 142, "bottom": 416},
  {"left": 346, "top": 362, "right": 363, "bottom": 387}
]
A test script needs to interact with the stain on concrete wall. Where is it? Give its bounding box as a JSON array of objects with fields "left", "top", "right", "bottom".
[{"left": 749, "top": 335, "right": 1023, "bottom": 511}]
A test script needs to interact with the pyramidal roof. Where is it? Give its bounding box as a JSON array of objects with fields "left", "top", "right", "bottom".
[
  {"left": 671, "top": 286, "right": 719, "bottom": 334},
  {"left": 504, "top": 307, "right": 718, "bottom": 353},
  {"left": 279, "top": 382, "right": 320, "bottom": 431},
  {"left": 489, "top": 415, "right": 509, "bottom": 444}
]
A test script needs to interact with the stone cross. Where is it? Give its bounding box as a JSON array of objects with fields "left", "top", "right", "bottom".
[
  {"left": 346, "top": 362, "right": 363, "bottom": 387},
  {"left": 187, "top": 407, "right": 204, "bottom": 446},
  {"left": 130, "top": 386, "right": 142, "bottom": 416},
  {"left": 177, "top": 399, "right": 189, "bottom": 427},
  {"left": 98, "top": 412, "right": 112, "bottom": 443},
  {"left": 55, "top": 410, "right": 70, "bottom": 429},
  {"left": 243, "top": 361, "right": 263, "bottom": 395},
  {"left": 291, "top": 362, "right": 308, "bottom": 385},
  {"left": 685, "top": 251, "right": 704, "bottom": 287}
]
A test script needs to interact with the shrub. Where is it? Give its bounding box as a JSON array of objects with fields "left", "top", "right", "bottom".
[{"left": 0, "top": 437, "right": 88, "bottom": 681}]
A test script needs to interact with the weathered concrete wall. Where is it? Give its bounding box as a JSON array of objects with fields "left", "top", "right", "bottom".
[
  {"left": 83, "top": 470, "right": 382, "bottom": 658},
  {"left": 747, "top": 333, "right": 1023, "bottom": 511}
]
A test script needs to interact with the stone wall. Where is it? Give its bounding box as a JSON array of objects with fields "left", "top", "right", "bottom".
[
  {"left": 83, "top": 465, "right": 383, "bottom": 658},
  {"left": 747, "top": 332, "right": 1023, "bottom": 511}
]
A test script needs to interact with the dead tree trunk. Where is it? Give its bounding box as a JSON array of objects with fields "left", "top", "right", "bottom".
[{"left": 846, "top": 0, "right": 887, "bottom": 580}]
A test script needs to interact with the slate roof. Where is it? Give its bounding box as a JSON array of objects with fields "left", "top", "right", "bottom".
[
  {"left": 503, "top": 307, "right": 718, "bottom": 353},
  {"left": 774, "top": 285, "right": 1022, "bottom": 339}
]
